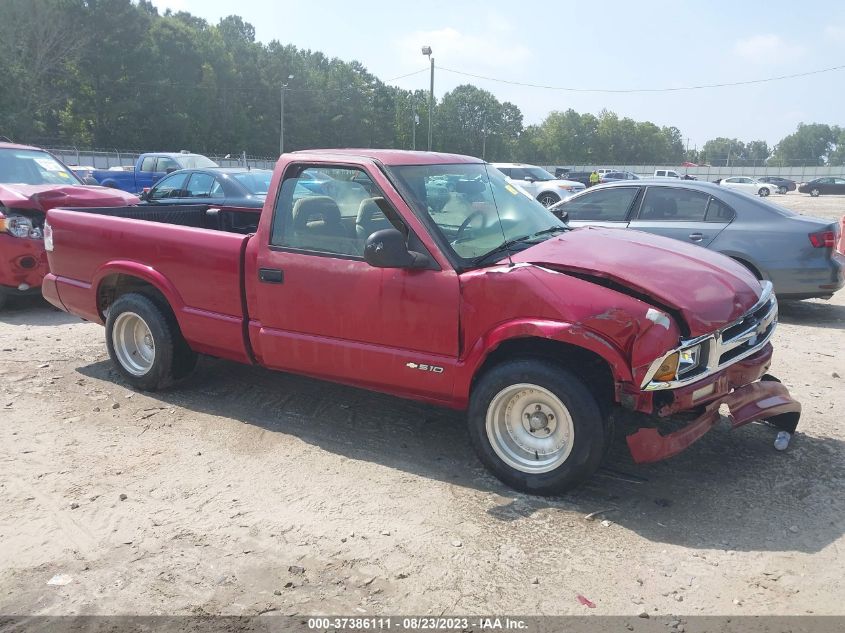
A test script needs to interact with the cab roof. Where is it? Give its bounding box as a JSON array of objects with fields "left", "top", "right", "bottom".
[
  {"left": 291, "top": 149, "right": 484, "bottom": 166},
  {"left": 0, "top": 141, "right": 44, "bottom": 151}
]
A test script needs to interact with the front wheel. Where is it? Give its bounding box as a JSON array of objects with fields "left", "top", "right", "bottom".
[
  {"left": 468, "top": 359, "right": 606, "bottom": 495},
  {"left": 105, "top": 293, "right": 196, "bottom": 391},
  {"left": 810, "top": 188, "right": 820, "bottom": 197},
  {"left": 777, "top": 186, "right": 787, "bottom": 194},
  {"left": 758, "top": 187, "right": 770, "bottom": 197},
  {"left": 537, "top": 192, "right": 561, "bottom": 207}
]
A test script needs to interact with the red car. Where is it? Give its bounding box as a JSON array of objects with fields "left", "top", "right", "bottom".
[
  {"left": 42, "top": 149, "right": 800, "bottom": 494},
  {"left": 0, "top": 142, "right": 139, "bottom": 309}
]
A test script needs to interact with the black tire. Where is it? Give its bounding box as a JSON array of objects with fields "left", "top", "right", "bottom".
[
  {"left": 758, "top": 187, "right": 770, "bottom": 197},
  {"left": 810, "top": 188, "right": 820, "bottom": 197},
  {"left": 777, "top": 186, "right": 787, "bottom": 195},
  {"left": 468, "top": 359, "right": 606, "bottom": 495},
  {"left": 537, "top": 192, "right": 561, "bottom": 207},
  {"left": 105, "top": 292, "right": 196, "bottom": 391},
  {"left": 0, "top": 290, "right": 7, "bottom": 311}
]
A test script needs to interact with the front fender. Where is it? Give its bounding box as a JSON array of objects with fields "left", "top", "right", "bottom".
[{"left": 454, "top": 318, "right": 635, "bottom": 404}]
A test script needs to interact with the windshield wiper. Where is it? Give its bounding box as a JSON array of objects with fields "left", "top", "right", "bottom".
[{"left": 472, "top": 226, "right": 568, "bottom": 267}]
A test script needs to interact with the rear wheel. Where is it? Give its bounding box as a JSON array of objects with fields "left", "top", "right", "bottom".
[
  {"left": 810, "top": 188, "right": 820, "bottom": 197},
  {"left": 105, "top": 293, "right": 196, "bottom": 390},
  {"left": 537, "top": 192, "right": 561, "bottom": 207},
  {"left": 758, "top": 187, "right": 770, "bottom": 197},
  {"left": 468, "top": 359, "right": 605, "bottom": 495},
  {"left": 777, "top": 186, "right": 787, "bottom": 195}
]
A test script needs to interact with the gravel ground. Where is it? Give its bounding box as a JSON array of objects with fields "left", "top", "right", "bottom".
[{"left": 0, "top": 195, "right": 843, "bottom": 618}]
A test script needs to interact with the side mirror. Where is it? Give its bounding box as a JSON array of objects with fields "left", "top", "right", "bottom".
[
  {"left": 551, "top": 207, "right": 569, "bottom": 223},
  {"left": 364, "top": 229, "right": 430, "bottom": 269},
  {"left": 83, "top": 176, "right": 99, "bottom": 186},
  {"left": 138, "top": 190, "right": 149, "bottom": 201},
  {"left": 523, "top": 176, "right": 535, "bottom": 183}
]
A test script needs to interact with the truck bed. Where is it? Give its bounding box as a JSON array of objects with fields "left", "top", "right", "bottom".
[{"left": 46, "top": 205, "right": 258, "bottom": 363}]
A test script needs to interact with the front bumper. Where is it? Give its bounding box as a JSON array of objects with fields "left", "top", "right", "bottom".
[{"left": 627, "top": 379, "right": 801, "bottom": 463}]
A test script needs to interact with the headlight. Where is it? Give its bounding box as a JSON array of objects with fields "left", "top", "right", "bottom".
[
  {"left": 678, "top": 344, "right": 702, "bottom": 375},
  {"left": 557, "top": 185, "right": 574, "bottom": 191},
  {"left": 653, "top": 352, "right": 679, "bottom": 381},
  {"left": 3, "top": 214, "right": 33, "bottom": 238}
]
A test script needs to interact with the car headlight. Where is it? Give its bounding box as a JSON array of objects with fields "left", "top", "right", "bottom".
[
  {"left": 1, "top": 214, "right": 34, "bottom": 238},
  {"left": 557, "top": 185, "right": 574, "bottom": 191},
  {"left": 653, "top": 344, "right": 702, "bottom": 382},
  {"left": 678, "top": 344, "right": 702, "bottom": 376}
]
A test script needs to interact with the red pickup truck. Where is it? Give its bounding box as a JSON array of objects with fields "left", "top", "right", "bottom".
[
  {"left": 0, "top": 141, "right": 139, "bottom": 309},
  {"left": 42, "top": 149, "right": 801, "bottom": 494}
]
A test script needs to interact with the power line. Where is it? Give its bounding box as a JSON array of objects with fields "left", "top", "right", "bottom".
[
  {"left": 383, "top": 68, "right": 429, "bottom": 83},
  {"left": 436, "top": 63, "right": 845, "bottom": 93}
]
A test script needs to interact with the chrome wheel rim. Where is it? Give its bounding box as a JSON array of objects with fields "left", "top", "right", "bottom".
[
  {"left": 811, "top": 189, "right": 819, "bottom": 197},
  {"left": 486, "top": 383, "right": 575, "bottom": 474},
  {"left": 538, "top": 194, "right": 558, "bottom": 207},
  {"left": 112, "top": 311, "right": 155, "bottom": 376}
]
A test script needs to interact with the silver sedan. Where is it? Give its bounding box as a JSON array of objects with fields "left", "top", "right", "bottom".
[{"left": 549, "top": 180, "right": 844, "bottom": 300}]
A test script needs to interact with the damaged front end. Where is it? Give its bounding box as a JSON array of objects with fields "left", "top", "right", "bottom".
[
  {"left": 621, "top": 282, "right": 801, "bottom": 463},
  {"left": 0, "top": 207, "right": 48, "bottom": 297}
]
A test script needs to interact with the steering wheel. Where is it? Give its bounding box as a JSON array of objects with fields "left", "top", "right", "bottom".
[{"left": 453, "top": 211, "right": 486, "bottom": 243}]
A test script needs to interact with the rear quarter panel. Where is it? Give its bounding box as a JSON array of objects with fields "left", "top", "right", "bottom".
[{"left": 47, "top": 209, "right": 251, "bottom": 362}]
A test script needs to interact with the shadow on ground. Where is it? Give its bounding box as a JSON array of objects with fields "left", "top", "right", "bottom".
[
  {"left": 778, "top": 299, "right": 845, "bottom": 331},
  {"left": 77, "top": 355, "right": 844, "bottom": 555},
  {"left": 0, "top": 296, "right": 81, "bottom": 326}
]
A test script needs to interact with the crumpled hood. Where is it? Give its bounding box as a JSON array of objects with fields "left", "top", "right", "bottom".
[
  {"left": 0, "top": 184, "right": 139, "bottom": 212},
  {"left": 510, "top": 226, "right": 762, "bottom": 336}
]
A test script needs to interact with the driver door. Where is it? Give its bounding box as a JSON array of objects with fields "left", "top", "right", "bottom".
[{"left": 248, "top": 162, "right": 460, "bottom": 401}]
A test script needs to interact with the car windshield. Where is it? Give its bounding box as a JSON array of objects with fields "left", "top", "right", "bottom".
[
  {"left": 179, "top": 155, "right": 218, "bottom": 169},
  {"left": 387, "top": 163, "right": 566, "bottom": 266},
  {"left": 0, "top": 148, "right": 82, "bottom": 185},
  {"left": 232, "top": 170, "right": 272, "bottom": 195},
  {"left": 525, "top": 167, "right": 554, "bottom": 181}
]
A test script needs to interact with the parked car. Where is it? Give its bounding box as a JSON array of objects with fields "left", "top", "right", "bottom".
[
  {"left": 491, "top": 162, "right": 585, "bottom": 207},
  {"left": 718, "top": 176, "right": 777, "bottom": 197},
  {"left": 91, "top": 151, "right": 218, "bottom": 194},
  {"left": 68, "top": 165, "right": 98, "bottom": 184},
  {"left": 757, "top": 176, "right": 796, "bottom": 194},
  {"left": 798, "top": 177, "right": 845, "bottom": 197},
  {"left": 43, "top": 149, "right": 801, "bottom": 495},
  {"left": 0, "top": 141, "right": 139, "bottom": 309},
  {"left": 562, "top": 171, "right": 593, "bottom": 187},
  {"left": 549, "top": 180, "right": 843, "bottom": 300},
  {"left": 654, "top": 169, "right": 681, "bottom": 179},
  {"left": 141, "top": 168, "right": 272, "bottom": 208},
  {"left": 600, "top": 171, "right": 640, "bottom": 183}
]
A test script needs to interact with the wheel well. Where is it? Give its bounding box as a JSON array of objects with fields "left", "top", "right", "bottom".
[
  {"left": 97, "top": 274, "right": 173, "bottom": 320},
  {"left": 730, "top": 256, "right": 763, "bottom": 280},
  {"left": 473, "top": 337, "right": 615, "bottom": 413}
]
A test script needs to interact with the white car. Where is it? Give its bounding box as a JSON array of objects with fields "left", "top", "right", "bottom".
[
  {"left": 491, "top": 163, "right": 586, "bottom": 207},
  {"left": 654, "top": 169, "right": 681, "bottom": 179},
  {"left": 718, "top": 176, "right": 777, "bottom": 197}
]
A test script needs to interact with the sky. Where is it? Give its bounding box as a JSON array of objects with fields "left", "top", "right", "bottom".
[{"left": 149, "top": 0, "right": 845, "bottom": 148}]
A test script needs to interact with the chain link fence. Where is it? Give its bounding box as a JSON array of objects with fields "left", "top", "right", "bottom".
[
  {"left": 43, "top": 147, "right": 277, "bottom": 171},
  {"left": 544, "top": 163, "right": 845, "bottom": 183}
]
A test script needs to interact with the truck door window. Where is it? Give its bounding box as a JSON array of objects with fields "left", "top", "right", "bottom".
[
  {"left": 156, "top": 157, "right": 180, "bottom": 173},
  {"left": 185, "top": 172, "right": 215, "bottom": 198},
  {"left": 271, "top": 166, "right": 400, "bottom": 257},
  {"left": 563, "top": 187, "right": 638, "bottom": 221},
  {"left": 639, "top": 188, "right": 709, "bottom": 221},
  {"left": 140, "top": 156, "right": 157, "bottom": 172},
  {"left": 149, "top": 173, "right": 189, "bottom": 200}
]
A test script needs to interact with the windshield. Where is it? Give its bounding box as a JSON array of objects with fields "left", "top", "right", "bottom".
[
  {"left": 388, "top": 163, "right": 566, "bottom": 265},
  {"left": 0, "top": 149, "right": 82, "bottom": 185},
  {"left": 232, "top": 170, "right": 272, "bottom": 195},
  {"left": 180, "top": 155, "right": 218, "bottom": 169}
]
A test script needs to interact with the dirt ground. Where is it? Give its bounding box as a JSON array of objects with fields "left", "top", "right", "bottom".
[{"left": 1, "top": 195, "right": 843, "bottom": 619}]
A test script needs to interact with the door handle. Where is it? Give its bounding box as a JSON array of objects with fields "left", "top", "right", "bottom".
[
  {"left": 688, "top": 232, "right": 704, "bottom": 242},
  {"left": 259, "top": 268, "right": 284, "bottom": 283}
]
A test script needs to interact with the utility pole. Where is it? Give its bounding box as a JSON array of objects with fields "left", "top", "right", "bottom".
[
  {"left": 411, "top": 95, "right": 417, "bottom": 150},
  {"left": 279, "top": 74, "right": 294, "bottom": 156},
  {"left": 422, "top": 46, "right": 434, "bottom": 151}
]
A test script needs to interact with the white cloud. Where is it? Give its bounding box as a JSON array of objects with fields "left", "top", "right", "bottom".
[
  {"left": 733, "top": 34, "right": 804, "bottom": 64},
  {"left": 392, "top": 14, "right": 532, "bottom": 80}
]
